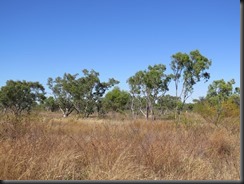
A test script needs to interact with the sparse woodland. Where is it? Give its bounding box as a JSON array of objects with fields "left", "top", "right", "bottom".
[{"left": 0, "top": 50, "right": 240, "bottom": 180}]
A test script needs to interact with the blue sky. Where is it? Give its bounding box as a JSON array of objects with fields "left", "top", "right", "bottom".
[{"left": 0, "top": 0, "right": 240, "bottom": 102}]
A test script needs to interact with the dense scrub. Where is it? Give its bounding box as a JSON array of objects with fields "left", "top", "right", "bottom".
[{"left": 0, "top": 112, "right": 240, "bottom": 180}]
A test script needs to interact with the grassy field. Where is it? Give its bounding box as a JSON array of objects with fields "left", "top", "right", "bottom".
[{"left": 0, "top": 112, "right": 240, "bottom": 180}]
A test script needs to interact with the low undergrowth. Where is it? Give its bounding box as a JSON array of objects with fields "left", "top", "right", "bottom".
[{"left": 0, "top": 112, "right": 240, "bottom": 180}]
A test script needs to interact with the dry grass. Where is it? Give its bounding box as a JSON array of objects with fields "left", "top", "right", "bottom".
[{"left": 0, "top": 112, "right": 240, "bottom": 180}]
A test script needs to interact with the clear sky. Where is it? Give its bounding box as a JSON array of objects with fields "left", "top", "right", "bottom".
[{"left": 0, "top": 0, "right": 240, "bottom": 102}]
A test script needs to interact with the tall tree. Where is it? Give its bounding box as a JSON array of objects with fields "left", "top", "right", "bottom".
[
  {"left": 127, "top": 64, "right": 171, "bottom": 120},
  {"left": 0, "top": 80, "right": 45, "bottom": 116},
  {"left": 170, "top": 49, "right": 211, "bottom": 119}
]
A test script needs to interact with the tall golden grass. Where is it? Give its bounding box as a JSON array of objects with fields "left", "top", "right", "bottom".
[{"left": 0, "top": 112, "right": 240, "bottom": 180}]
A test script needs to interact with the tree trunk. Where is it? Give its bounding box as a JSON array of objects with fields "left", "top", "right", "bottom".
[
  {"left": 146, "top": 105, "right": 149, "bottom": 120},
  {"left": 60, "top": 107, "right": 73, "bottom": 118},
  {"left": 131, "top": 98, "right": 135, "bottom": 119}
]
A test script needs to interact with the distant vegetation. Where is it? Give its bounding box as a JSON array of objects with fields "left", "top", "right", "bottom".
[
  {"left": 0, "top": 50, "right": 240, "bottom": 180},
  {"left": 0, "top": 49, "right": 239, "bottom": 123}
]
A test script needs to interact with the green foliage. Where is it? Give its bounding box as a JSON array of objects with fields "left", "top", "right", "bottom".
[
  {"left": 156, "top": 95, "right": 180, "bottom": 114},
  {"left": 171, "top": 50, "right": 211, "bottom": 103},
  {"left": 47, "top": 69, "right": 119, "bottom": 118},
  {"left": 206, "top": 79, "right": 235, "bottom": 103},
  {"left": 183, "top": 103, "right": 194, "bottom": 112},
  {"left": 170, "top": 50, "right": 212, "bottom": 120},
  {"left": 194, "top": 79, "right": 240, "bottom": 125},
  {"left": 127, "top": 64, "right": 171, "bottom": 120},
  {"left": 43, "top": 96, "right": 59, "bottom": 112},
  {"left": 103, "top": 87, "right": 131, "bottom": 113},
  {"left": 0, "top": 80, "right": 45, "bottom": 116},
  {"left": 47, "top": 75, "right": 75, "bottom": 117},
  {"left": 1, "top": 50, "right": 238, "bottom": 126}
]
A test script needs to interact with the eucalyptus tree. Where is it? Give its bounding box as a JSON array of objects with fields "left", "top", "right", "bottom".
[
  {"left": 206, "top": 79, "right": 237, "bottom": 124},
  {"left": 170, "top": 49, "right": 211, "bottom": 119},
  {"left": 127, "top": 64, "right": 171, "bottom": 120},
  {"left": 47, "top": 69, "right": 119, "bottom": 118},
  {"left": 0, "top": 80, "right": 45, "bottom": 116},
  {"left": 47, "top": 74, "right": 75, "bottom": 117},
  {"left": 73, "top": 69, "right": 119, "bottom": 117},
  {"left": 93, "top": 78, "right": 120, "bottom": 116},
  {"left": 206, "top": 79, "right": 236, "bottom": 102}
]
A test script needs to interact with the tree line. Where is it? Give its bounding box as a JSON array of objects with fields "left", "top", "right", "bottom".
[{"left": 0, "top": 50, "right": 240, "bottom": 123}]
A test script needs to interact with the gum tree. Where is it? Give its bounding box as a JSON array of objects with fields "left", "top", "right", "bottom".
[
  {"left": 47, "top": 75, "right": 75, "bottom": 117},
  {"left": 206, "top": 79, "right": 237, "bottom": 124},
  {"left": 127, "top": 64, "right": 171, "bottom": 120},
  {"left": 170, "top": 49, "right": 211, "bottom": 119},
  {"left": 47, "top": 69, "right": 119, "bottom": 118},
  {"left": 0, "top": 80, "right": 45, "bottom": 116}
]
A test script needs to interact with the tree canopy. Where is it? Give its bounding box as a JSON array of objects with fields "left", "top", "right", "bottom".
[
  {"left": 127, "top": 64, "right": 171, "bottom": 120},
  {"left": 0, "top": 50, "right": 239, "bottom": 122},
  {"left": 170, "top": 50, "right": 212, "bottom": 118},
  {"left": 103, "top": 87, "right": 131, "bottom": 113},
  {"left": 0, "top": 80, "right": 45, "bottom": 116},
  {"left": 47, "top": 69, "right": 119, "bottom": 117}
]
